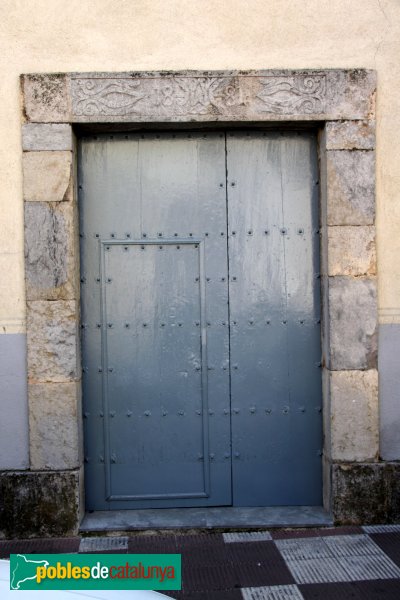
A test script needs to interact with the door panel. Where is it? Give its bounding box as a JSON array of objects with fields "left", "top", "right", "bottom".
[
  {"left": 80, "top": 129, "right": 323, "bottom": 511},
  {"left": 226, "top": 131, "right": 322, "bottom": 506},
  {"left": 79, "top": 132, "right": 231, "bottom": 509}
]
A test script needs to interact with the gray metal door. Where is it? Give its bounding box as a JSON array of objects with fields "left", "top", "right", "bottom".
[
  {"left": 79, "top": 130, "right": 322, "bottom": 510},
  {"left": 227, "top": 131, "right": 322, "bottom": 506}
]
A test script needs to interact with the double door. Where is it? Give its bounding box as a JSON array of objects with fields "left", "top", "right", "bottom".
[{"left": 79, "top": 130, "right": 322, "bottom": 510}]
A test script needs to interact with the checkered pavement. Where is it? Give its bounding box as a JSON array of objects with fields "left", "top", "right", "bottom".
[{"left": 1, "top": 525, "right": 400, "bottom": 598}]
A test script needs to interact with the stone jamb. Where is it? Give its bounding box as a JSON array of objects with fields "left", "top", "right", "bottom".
[{"left": 6, "top": 69, "right": 380, "bottom": 537}]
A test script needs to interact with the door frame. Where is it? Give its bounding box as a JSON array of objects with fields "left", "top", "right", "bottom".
[{"left": 21, "top": 70, "right": 377, "bottom": 530}]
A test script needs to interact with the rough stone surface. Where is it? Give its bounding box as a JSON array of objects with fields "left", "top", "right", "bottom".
[
  {"left": 22, "top": 123, "right": 73, "bottom": 151},
  {"left": 0, "top": 470, "right": 80, "bottom": 539},
  {"left": 330, "top": 369, "right": 379, "bottom": 462},
  {"left": 327, "top": 226, "right": 376, "bottom": 276},
  {"left": 328, "top": 276, "right": 377, "bottom": 369},
  {"left": 327, "top": 150, "right": 375, "bottom": 225},
  {"left": 325, "top": 120, "right": 375, "bottom": 150},
  {"left": 22, "top": 70, "right": 376, "bottom": 123},
  {"left": 22, "top": 74, "right": 69, "bottom": 122},
  {"left": 332, "top": 462, "right": 400, "bottom": 525},
  {"left": 23, "top": 151, "right": 72, "bottom": 202},
  {"left": 27, "top": 300, "right": 80, "bottom": 382},
  {"left": 25, "top": 201, "right": 78, "bottom": 300},
  {"left": 29, "top": 382, "right": 81, "bottom": 470}
]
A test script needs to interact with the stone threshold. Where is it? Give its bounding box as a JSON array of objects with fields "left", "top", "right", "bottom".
[{"left": 80, "top": 505, "right": 332, "bottom": 533}]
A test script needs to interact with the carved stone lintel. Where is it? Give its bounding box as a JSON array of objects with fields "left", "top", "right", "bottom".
[{"left": 21, "top": 69, "right": 376, "bottom": 123}]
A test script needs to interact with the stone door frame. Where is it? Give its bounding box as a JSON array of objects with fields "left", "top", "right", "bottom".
[{"left": 20, "top": 70, "right": 378, "bottom": 533}]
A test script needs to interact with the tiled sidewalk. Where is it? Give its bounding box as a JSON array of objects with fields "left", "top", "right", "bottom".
[{"left": 1, "top": 526, "right": 400, "bottom": 598}]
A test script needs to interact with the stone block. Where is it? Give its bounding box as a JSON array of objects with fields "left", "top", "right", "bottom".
[
  {"left": 328, "top": 226, "right": 376, "bottom": 276},
  {"left": 23, "top": 151, "right": 72, "bottom": 202},
  {"left": 22, "top": 123, "right": 73, "bottom": 151},
  {"left": 0, "top": 470, "right": 80, "bottom": 538},
  {"left": 330, "top": 369, "right": 379, "bottom": 462},
  {"left": 328, "top": 276, "right": 377, "bottom": 369},
  {"left": 327, "top": 150, "right": 375, "bottom": 225},
  {"left": 29, "top": 382, "right": 81, "bottom": 470},
  {"left": 22, "top": 74, "right": 70, "bottom": 122},
  {"left": 332, "top": 462, "right": 400, "bottom": 525},
  {"left": 25, "top": 201, "right": 78, "bottom": 300},
  {"left": 27, "top": 300, "right": 80, "bottom": 382},
  {"left": 332, "top": 463, "right": 386, "bottom": 525},
  {"left": 325, "top": 121, "right": 375, "bottom": 150}
]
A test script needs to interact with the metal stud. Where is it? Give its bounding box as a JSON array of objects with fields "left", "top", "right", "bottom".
[
  {"left": 96, "top": 277, "right": 100, "bottom": 282},
  {"left": 220, "top": 232, "right": 224, "bottom": 236},
  {"left": 95, "top": 233, "right": 100, "bottom": 238},
  {"left": 176, "top": 245, "right": 180, "bottom": 250},
  {"left": 178, "top": 410, "right": 184, "bottom": 416},
  {"left": 249, "top": 319, "right": 254, "bottom": 325},
  {"left": 110, "top": 233, "right": 115, "bottom": 238},
  {"left": 232, "top": 231, "right": 236, "bottom": 236},
  {"left": 233, "top": 408, "right": 240, "bottom": 414},
  {"left": 224, "top": 452, "right": 230, "bottom": 459},
  {"left": 174, "top": 233, "right": 178, "bottom": 237},
  {"left": 299, "top": 319, "right": 304, "bottom": 324},
  {"left": 107, "top": 277, "right": 112, "bottom": 283},
  {"left": 108, "top": 367, "right": 113, "bottom": 373},
  {"left": 300, "top": 407, "right": 306, "bottom": 413},
  {"left": 80, "top": 277, "right": 86, "bottom": 283},
  {"left": 125, "top": 323, "right": 130, "bottom": 328},
  {"left": 197, "top": 454, "right": 204, "bottom": 460},
  {"left": 126, "top": 410, "right": 132, "bottom": 417},
  {"left": 143, "top": 323, "right": 148, "bottom": 327},
  {"left": 144, "top": 411, "right": 151, "bottom": 416},
  {"left": 162, "top": 410, "right": 168, "bottom": 416},
  {"left": 265, "top": 408, "right": 272, "bottom": 414},
  {"left": 195, "top": 277, "right": 199, "bottom": 282},
  {"left": 219, "top": 183, "right": 224, "bottom": 188},
  {"left": 248, "top": 230, "right": 253, "bottom": 235},
  {"left": 266, "top": 319, "right": 271, "bottom": 325},
  {"left": 107, "top": 323, "right": 113, "bottom": 328},
  {"left": 105, "top": 246, "right": 110, "bottom": 250},
  {"left": 142, "top": 233, "right": 147, "bottom": 238},
  {"left": 84, "top": 412, "right": 89, "bottom": 418},
  {"left": 98, "top": 367, "right": 103, "bottom": 373},
  {"left": 81, "top": 323, "right": 87, "bottom": 329},
  {"left": 234, "top": 452, "right": 240, "bottom": 458},
  {"left": 126, "top": 233, "right": 131, "bottom": 238},
  {"left": 82, "top": 367, "right": 88, "bottom": 373},
  {"left": 208, "top": 409, "right": 214, "bottom": 415},
  {"left": 99, "top": 411, "right": 104, "bottom": 417},
  {"left": 298, "top": 228, "right": 304, "bottom": 235},
  {"left": 283, "top": 406, "right": 289, "bottom": 414},
  {"left": 281, "top": 228, "right": 287, "bottom": 235},
  {"left": 159, "top": 245, "right": 163, "bottom": 250},
  {"left": 232, "top": 276, "right": 237, "bottom": 281},
  {"left": 250, "top": 407, "right": 256, "bottom": 413},
  {"left": 158, "top": 232, "right": 163, "bottom": 237},
  {"left": 221, "top": 277, "right": 225, "bottom": 282},
  {"left": 111, "top": 454, "right": 117, "bottom": 463},
  {"left": 195, "top": 321, "right": 200, "bottom": 326},
  {"left": 196, "top": 410, "right": 202, "bottom": 415},
  {"left": 206, "top": 277, "right": 211, "bottom": 282},
  {"left": 109, "top": 411, "right": 116, "bottom": 417},
  {"left": 79, "top": 232, "right": 84, "bottom": 238},
  {"left": 209, "top": 453, "right": 215, "bottom": 460},
  {"left": 223, "top": 408, "right": 229, "bottom": 415},
  {"left": 99, "top": 455, "right": 104, "bottom": 463},
  {"left": 264, "top": 230, "right": 269, "bottom": 235},
  {"left": 189, "top": 233, "right": 193, "bottom": 237},
  {"left": 160, "top": 322, "right": 165, "bottom": 327},
  {"left": 124, "top": 246, "right": 129, "bottom": 251},
  {"left": 282, "top": 320, "right": 287, "bottom": 324},
  {"left": 205, "top": 232, "right": 209, "bottom": 236}
]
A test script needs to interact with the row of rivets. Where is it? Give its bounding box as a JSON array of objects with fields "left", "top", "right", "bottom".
[
  {"left": 83, "top": 407, "right": 322, "bottom": 418},
  {"left": 81, "top": 319, "right": 321, "bottom": 328},
  {"left": 82, "top": 229, "right": 319, "bottom": 239}
]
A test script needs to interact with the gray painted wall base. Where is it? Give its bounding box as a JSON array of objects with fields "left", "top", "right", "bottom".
[
  {"left": 0, "top": 334, "right": 29, "bottom": 470},
  {"left": 379, "top": 323, "right": 400, "bottom": 460},
  {"left": 80, "top": 506, "right": 332, "bottom": 532}
]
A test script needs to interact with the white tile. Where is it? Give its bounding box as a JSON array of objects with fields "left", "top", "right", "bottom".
[
  {"left": 323, "top": 534, "right": 382, "bottom": 557},
  {"left": 338, "top": 554, "right": 400, "bottom": 581},
  {"left": 223, "top": 531, "right": 272, "bottom": 543},
  {"left": 242, "top": 584, "right": 304, "bottom": 599},
  {"left": 79, "top": 536, "right": 128, "bottom": 552},
  {"left": 275, "top": 538, "right": 333, "bottom": 561},
  {"left": 285, "top": 557, "right": 351, "bottom": 584}
]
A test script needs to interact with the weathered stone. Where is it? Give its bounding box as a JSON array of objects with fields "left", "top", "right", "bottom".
[
  {"left": 21, "top": 70, "right": 375, "bottom": 124},
  {"left": 332, "top": 462, "right": 400, "bottom": 525},
  {"left": 327, "top": 150, "right": 375, "bottom": 225},
  {"left": 330, "top": 369, "right": 379, "bottom": 461},
  {"left": 327, "top": 226, "right": 376, "bottom": 276},
  {"left": 27, "top": 300, "right": 80, "bottom": 382},
  {"left": 29, "top": 382, "right": 81, "bottom": 470},
  {"left": 25, "top": 202, "right": 78, "bottom": 300},
  {"left": 23, "top": 151, "right": 72, "bottom": 202},
  {"left": 329, "top": 276, "right": 377, "bottom": 369},
  {"left": 0, "top": 470, "right": 80, "bottom": 538},
  {"left": 22, "top": 74, "right": 70, "bottom": 122},
  {"left": 22, "top": 123, "right": 73, "bottom": 151},
  {"left": 325, "top": 121, "right": 375, "bottom": 150},
  {"left": 332, "top": 463, "right": 386, "bottom": 525}
]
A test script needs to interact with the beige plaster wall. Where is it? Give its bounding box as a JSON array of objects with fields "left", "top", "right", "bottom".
[{"left": 0, "top": 0, "right": 399, "bottom": 333}]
